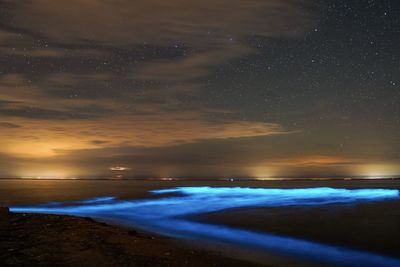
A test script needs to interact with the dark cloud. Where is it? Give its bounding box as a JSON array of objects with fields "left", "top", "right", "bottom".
[
  {"left": 89, "top": 140, "right": 110, "bottom": 145},
  {"left": 2, "top": 1, "right": 313, "bottom": 46},
  {"left": 0, "top": 106, "right": 101, "bottom": 120},
  {"left": 0, "top": 121, "right": 21, "bottom": 128}
]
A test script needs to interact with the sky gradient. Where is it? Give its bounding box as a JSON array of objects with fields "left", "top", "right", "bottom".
[{"left": 0, "top": 0, "right": 399, "bottom": 178}]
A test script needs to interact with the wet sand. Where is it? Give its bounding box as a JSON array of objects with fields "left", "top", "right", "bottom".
[{"left": 0, "top": 210, "right": 266, "bottom": 267}]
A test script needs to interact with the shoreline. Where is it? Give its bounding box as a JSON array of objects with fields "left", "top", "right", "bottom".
[{"left": 1, "top": 208, "right": 269, "bottom": 267}]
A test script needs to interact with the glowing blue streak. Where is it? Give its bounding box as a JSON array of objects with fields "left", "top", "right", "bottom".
[
  {"left": 150, "top": 219, "right": 400, "bottom": 267},
  {"left": 10, "top": 187, "right": 400, "bottom": 267}
]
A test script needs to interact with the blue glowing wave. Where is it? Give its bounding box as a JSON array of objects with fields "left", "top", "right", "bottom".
[{"left": 11, "top": 187, "right": 400, "bottom": 266}]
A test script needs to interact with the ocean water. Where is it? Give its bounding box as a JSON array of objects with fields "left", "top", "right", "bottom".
[
  {"left": 1, "top": 178, "right": 400, "bottom": 205},
  {"left": 2, "top": 179, "right": 400, "bottom": 266}
]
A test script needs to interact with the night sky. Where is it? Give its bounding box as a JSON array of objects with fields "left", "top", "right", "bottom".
[{"left": 0, "top": 0, "right": 399, "bottom": 178}]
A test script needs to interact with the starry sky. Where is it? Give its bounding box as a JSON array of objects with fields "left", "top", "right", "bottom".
[{"left": 0, "top": 0, "right": 399, "bottom": 178}]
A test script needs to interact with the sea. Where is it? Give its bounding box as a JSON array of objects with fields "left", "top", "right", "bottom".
[{"left": 1, "top": 178, "right": 400, "bottom": 267}]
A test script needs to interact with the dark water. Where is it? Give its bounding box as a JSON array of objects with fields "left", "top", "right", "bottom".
[
  {"left": 1, "top": 178, "right": 399, "bottom": 205},
  {"left": 2, "top": 179, "right": 400, "bottom": 267}
]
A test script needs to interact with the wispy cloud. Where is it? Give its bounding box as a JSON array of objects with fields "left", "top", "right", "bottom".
[{"left": 3, "top": 0, "right": 313, "bottom": 46}]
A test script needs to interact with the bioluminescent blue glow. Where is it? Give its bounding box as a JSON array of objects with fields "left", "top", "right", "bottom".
[{"left": 11, "top": 187, "right": 400, "bottom": 267}]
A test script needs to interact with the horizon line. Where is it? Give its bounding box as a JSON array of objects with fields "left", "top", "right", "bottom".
[{"left": 1, "top": 176, "right": 399, "bottom": 181}]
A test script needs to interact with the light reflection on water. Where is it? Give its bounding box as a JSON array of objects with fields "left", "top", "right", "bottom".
[{"left": 11, "top": 187, "right": 400, "bottom": 267}]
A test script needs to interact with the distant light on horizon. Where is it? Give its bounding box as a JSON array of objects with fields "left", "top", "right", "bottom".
[
  {"left": 19, "top": 176, "right": 76, "bottom": 180},
  {"left": 109, "top": 166, "right": 131, "bottom": 171},
  {"left": 355, "top": 164, "right": 400, "bottom": 178}
]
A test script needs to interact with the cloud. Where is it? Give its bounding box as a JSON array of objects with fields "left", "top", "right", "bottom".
[
  {"left": 0, "top": 0, "right": 315, "bottom": 91},
  {"left": 8, "top": 134, "right": 399, "bottom": 178},
  {"left": 268, "top": 155, "right": 360, "bottom": 167},
  {"left": 89, "top": 140, "right": 110, "bottom": 145},
  {"left": 134, "top": 45, "right": 252, "bottom": 82},
  {"left": 0, "top": 1, "right": 315, "bottom": 98},
  {"left": 0, "top": 110, "right": 292, "bottom": 158},
  {"left": 0, "top": 106, "right": 100, "bottom": 120},
  {"left": 0, "top": 0, "right": 321, "bottom": 177},
  {"left": 0, "top": 121, "right": 21, "bottom": 128},
  {"left": 0, "top": 30, "right": 18, "bottom": 43},
  {"left": 3, "top": 0, "right": 313, "bottom": 46}
]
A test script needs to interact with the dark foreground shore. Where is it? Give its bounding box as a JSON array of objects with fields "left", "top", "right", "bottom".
[{"left": 0, "top": 209, "right": 264, "bottom": 267}]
